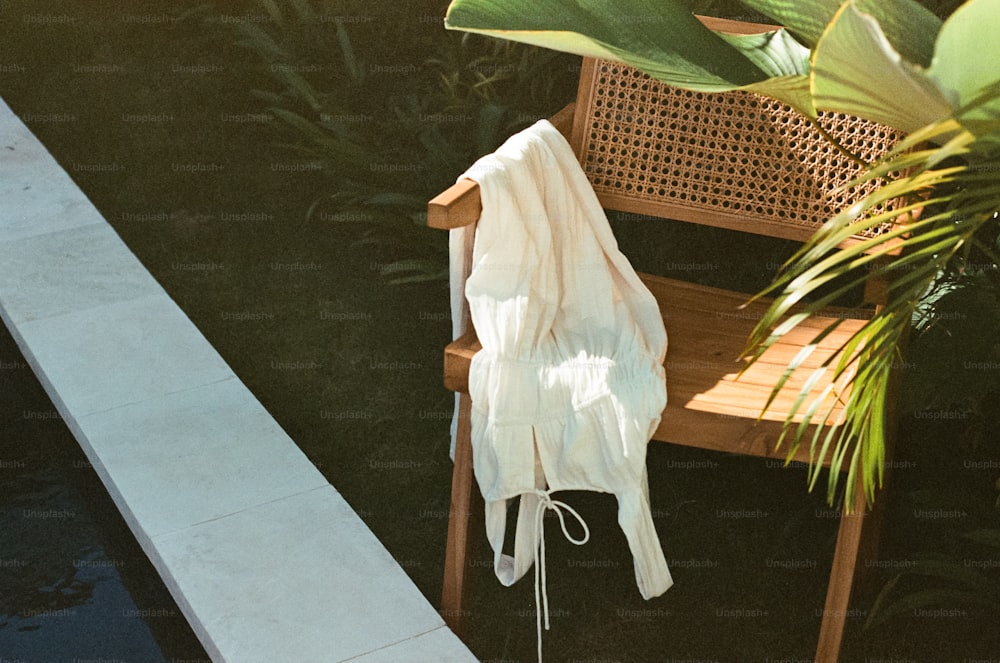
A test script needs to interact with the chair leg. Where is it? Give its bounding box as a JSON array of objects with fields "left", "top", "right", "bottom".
[
  {"left": 815, "top": 477, "right": 890, "bottom": 662},
  {"left": 442, "top": 392, "right": 476, "bottom": 634},
  {"left": 816, "top": 353, "right": 903, "bottom": 661}
]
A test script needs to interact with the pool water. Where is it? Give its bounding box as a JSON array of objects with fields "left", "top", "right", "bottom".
[{"left": 0, "top": 322, "right": 208, "bottom": 662}]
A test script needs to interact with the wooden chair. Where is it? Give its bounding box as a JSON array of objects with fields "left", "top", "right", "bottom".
[{"left": 427, "top": 16, "right": 906, "bottom": 661}]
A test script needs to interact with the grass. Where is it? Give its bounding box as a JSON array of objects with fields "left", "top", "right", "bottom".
[{"left": 1, "top": 1, "right": 998, "bottom": 660}]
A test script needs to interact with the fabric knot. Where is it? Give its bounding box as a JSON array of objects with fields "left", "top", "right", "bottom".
[{"left": 531, "top": 489, "right": 590, "bottom": 663}]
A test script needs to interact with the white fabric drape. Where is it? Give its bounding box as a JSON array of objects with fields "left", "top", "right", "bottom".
[{"left": 449, "top": 119, "right": 673, "bottom": 605}]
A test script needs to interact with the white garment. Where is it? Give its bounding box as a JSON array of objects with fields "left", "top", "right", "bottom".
[{"left": 450, "top": 120, "right": 673, "bottom": 604}]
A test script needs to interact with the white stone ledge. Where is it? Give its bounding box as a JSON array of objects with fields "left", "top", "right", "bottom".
[{"left": 0, "top": 96, "right": 475, "bottom": 663}]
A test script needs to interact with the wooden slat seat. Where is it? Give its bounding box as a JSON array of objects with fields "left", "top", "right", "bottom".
[{"left": 444, "top": 272, "right": 866, "bottom": 467}]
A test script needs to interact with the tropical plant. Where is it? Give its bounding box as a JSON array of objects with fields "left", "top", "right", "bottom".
[
  {"left": 443, "top": 0, "right": 1000, "bottom": 507},
  {"left": 206, "top": 0, "right": 577, "bottom": 283},
  {"left": 864, "top": 530, "right": 1000, "bottom": 630},
  {"left": 906, "top": 265, "right": 1000, "bottom": 437}
]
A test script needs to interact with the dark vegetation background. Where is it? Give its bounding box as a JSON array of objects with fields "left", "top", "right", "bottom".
[{"left": 1, "top": 1, "right": 997, "bottom": 660}]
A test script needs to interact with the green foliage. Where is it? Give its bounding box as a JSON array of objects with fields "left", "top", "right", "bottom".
[
  {"left": 907, "top": 266, "right": 1000, "bottom": 423},
  {"left": 208, "top": 0, "right": 577, "bottom": 282},
  {"left": 446, "top": 0, "right": 817, "bottom": 115},
  {"left": 865, "top": 552, "right": 1000, "bottom": 630},
  {"left": 863, "top": 488, "right": 1000, "bottom": 633},
  {"left": 742, "top": 121, "right": 1000, "bottom": 504}
]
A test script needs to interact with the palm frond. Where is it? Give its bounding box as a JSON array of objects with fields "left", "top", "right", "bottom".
[{"left": 742, "top": 120, "right": 1000, "bottom": 507}]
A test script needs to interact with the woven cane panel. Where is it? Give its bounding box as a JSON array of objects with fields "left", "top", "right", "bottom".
[{"left": 579, "top": 60, "right": 905, "bottom": 239}]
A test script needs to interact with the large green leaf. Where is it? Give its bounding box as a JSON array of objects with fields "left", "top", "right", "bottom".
[
  {"left": 737, "top": 0, "right": 846, "bottom": 47},
  {"left": 739, "top": 0, "right": 940, "bottom": 65},
  {"left": 715, "top": 28, "right": 811, "bottom": 112},
  {"left": 444, "top": 0, "right": 815, "bottom": 113},
  {"left": 446, "top": 0, "right": 760, "bottom": 86},
  {"left": 927, "top": 0, "right": 1000, "bottom": 135},
  {"left": 444, "top": 0, "right": 1000, "bottom": 136},
  {"left": 811, "top": 2, "right": 954, "bottom": 133},
  {"left": 810, "top": 0, "right": 1000, "bottom": 138}
]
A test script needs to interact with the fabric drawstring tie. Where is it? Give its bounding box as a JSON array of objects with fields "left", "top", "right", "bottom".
[{"left": 531, "top": 489, "right": 590, "bottom": 663}]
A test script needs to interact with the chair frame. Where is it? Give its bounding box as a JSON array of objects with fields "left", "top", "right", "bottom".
[{"left": 428, "top": 16, "right": 906, "bottom": 661}]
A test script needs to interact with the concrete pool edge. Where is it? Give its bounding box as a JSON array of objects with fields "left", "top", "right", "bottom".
[{"left": 0, "top": 96, "right": 476, "bottom": 662}]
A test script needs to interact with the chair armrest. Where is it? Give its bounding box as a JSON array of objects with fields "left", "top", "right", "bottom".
[
  {"left": 426, "top": 102, "right": 576, "bottom": 230},
  {"left": 443, "top": 331, "right": 481, "bottom": 393},
  {"left": 428, "top": 178, "right": 481, "bottom": 230}
]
